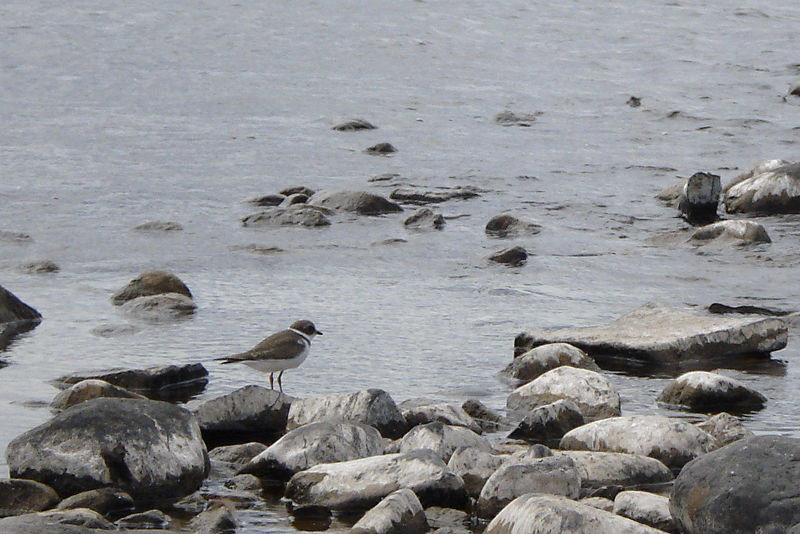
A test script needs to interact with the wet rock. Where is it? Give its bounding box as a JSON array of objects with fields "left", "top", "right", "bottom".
[
  {"left": 390, "top": 187, "right": 481, "bottom": 205},
  {"left": 279, "top": 192, "right": 309, "bottom": 206},
  {"left": 0, "top": 231, "right": 32, "bottom": 243},
  {"left": 193, "top": 385, "right": 293, "bottom": 445},
  {"left": 657, "top": 371, "right": 767, "bottom": 412},
  {"left": 399, "top": 399, "right": 481, "bottom": 434},
  {"left": 656, "top": 179, "right": 688, "bottom": 207},
  {"left": 484, "top": 494, "right": 665, "bottom": 534},
  {"left": 89, "top": 324, "right": 139, "bottom": 337},
  {"left": 580, "top": 496, "right": 614, "bottom": 512},
  {"left": 239, "top": 421, "right": 385, "bottom": 480},
  {"left": 403, "top": 208, "right": 445, "bottom": 230},
  {"left": 351, "top": 488, "right": 429, "bottom": 534},
  {"left": 54, "top": 363, "right": 208, "bottom": 401},
  {"left": 614, "top": 491, "right": 676, "bottom": 533},
  {"left": 332, "top": 119, "right": 377, "bottom": 131},
  {"left": 369, "top": 173, "right": 402, "bottom": 183},
  {"left": 559, "top": 451, "right": 673, "bottom": 491},
  {"left": 231, "top": 244, "right": 285, "bottom": 256},
  {"left": 494, "top": 111, "right": 541, "bottom": 127},
  {"left": 247, "top": 193, "right": 285, "bottom": 207},
  {"left": 189, "top": 501, "right": 237, "bottom": 534},
  {"left": 279, "top": 186, "right": 316, "bottom": 197},
  {"left": 485, "top": 214, "right": 542, "bottom": 238},
  {"left": 364, "top": 142, "right": 397, "bottom": 154},
  {"left": 791, "top": 85, "right": 800, "bottom": 97},
  {"left": 241, "top": 205, "right": 331, "bottom": 228},
  {"left": 560, "top": 415, "right": 716, "bottom": 470},
  {"left": 209, "top": 442, "right": 268, "bottom": 469},
  {"left": 287, "top": 388, "right": 408, "bottom": 439},
  {"left": 37, "top": 508, "right": 115, "bottom": 529},
  {"left": 446, "top": 447, "right": 504, "bottom": 498},
  {"left": 695, "top": 412, "right": 753, "bottom": 447},
  {"left": 723, "top": 160, "right": 800, "bottom": 214},
  {"left": 670, "top": 435, "right": 800, "bottom": 534},
  {"left": 678, "top": 172, "right": 721, "bottom": 224},
  {"left": 50, "top": 379, "right": 146, "bottom": 410},
  {"left": 501, "top": 343, "right": 600, "bottom": 385},
  {"left": 6, "top": 398, "right": 209, "bottom": 503},
  {"left": 476, "top": 455, "right": 581, "bottom": 519},
  {"left": 308, "top": 190, "right": 402, "bottom": 215},
  {"left": 425, "top": 506, "right": 470, "bottom": 531},
  {"left": 111, "top": 270, "right": 192, "bottom": 305},
  {"left": 488, "top": 246, "right": 527, "bottom": 266},
  {"left": 461, "top": 399, "right": 507, "bottom": 433},
  {"left": 514, "top": 302, "right": 788, "bottom": 362},
  {"left": 398, "top": 422, "right": 492, "bottom": 462},
  {"left": 133, "top": 221, "right": 183, "bottom": 232},
  {"left": 708, "top": 302, "right": 790, "bottom": 316},
  {"left": 0, "top": 285, "right": 42, "bottom": 326},
  {"left": 55, "top": 487, "right": 134, "bottom": 517},
  {"left": 0, "top": 513, "right": 97, "bottom": 533},
  {"left": 285, "top": 449, "right": 468, "bottom": 511},
  {"left": 18, "top": 260, "right": 60, "bottom": 274},
  {"left": 224, "top": 474, "right": 262, "bottom": 492},
  {"left": 119, "top": 293, "right": 197, "bottom": 320},
  {"left": 508, "top": 399, "right": 585, "bottom": 445},
  {"left": 688, "top": 219, "right": 771, "bottom": 247},
  {"left": 507, "top": 366, "right": 620, "bottom": 420},
  {"left": 0, "top": 479, "right": 60, "bottom": 517},
  {"left": 627, "top": 96, "right": 642, "bottom": 108},
  {"left": 116, "top": 509, "right": 171, "bottom": 529}
]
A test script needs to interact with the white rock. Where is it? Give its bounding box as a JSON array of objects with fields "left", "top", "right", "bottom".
[
  {"left": 398, "top": 422, "right": 492, "bottom": 462},
  {"left": 500, "top": 343, "right": 600, "bottom": 385},
  {"left": 723, "top": 160, "right": 800, "bottom": 214},
  {"left": 399, "top": 399, "right": 482, "bottom": 434},
  {"left": 351, "top": 489, "right": 429, "bottom": 534},
  {"left": 614, "top": 490, "right": 676, "bottom": 533},
  {"left": 559, "top": 451, "right": 673, "bottom": 490},
  {"left": 446, "top": 447, "right": 505, "bottom": 498},
  {"left": 688, "top": 220, "right": 770, "bottom": 247}
]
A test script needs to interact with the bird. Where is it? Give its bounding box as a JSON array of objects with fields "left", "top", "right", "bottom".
[{"left": 216, "top": 320, "right": 322, "bottom": 391}]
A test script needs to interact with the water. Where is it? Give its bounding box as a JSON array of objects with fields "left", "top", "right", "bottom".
[{"left": 1, "top": 0, "right": 799, "bottom": 530}]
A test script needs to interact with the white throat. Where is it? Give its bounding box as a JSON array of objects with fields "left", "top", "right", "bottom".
[{"left": 290, "top": 328, "right": 313, "bottom": 343}]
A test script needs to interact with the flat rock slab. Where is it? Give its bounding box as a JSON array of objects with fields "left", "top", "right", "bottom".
[{"left": 515, "top": 302, "right": 787, "bottom": 363}]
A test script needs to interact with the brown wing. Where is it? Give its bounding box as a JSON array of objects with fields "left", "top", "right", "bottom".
[{"left": 220, "top": 330, "right": 306, "bottom": 362}]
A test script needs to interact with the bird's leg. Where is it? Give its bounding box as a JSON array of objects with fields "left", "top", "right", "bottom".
[
  {"left": 269, "top": 373, "right": 274, "bottom": 390},
  {"left": 278, "top": 371, "right": 284, "bottom": 392}
]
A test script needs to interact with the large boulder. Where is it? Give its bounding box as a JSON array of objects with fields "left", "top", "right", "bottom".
[
  {"left": 614, "top": 491, "right": 676, "bottom": 533},
  {"left": 309, "top": 190, "right": 402, "bottom": 215},
  {"left": 688, "top": 220, "right": 771, "bottom": 247},
  {"left": 287, "top": 389, "right": 408, "bottom": 439},
  {"left": 560, "top": 415, "right": 716, "bottom": 470},
  {"left": 50, "top": 379, "right": 146, "bottom": 410},
  {"left": 0, "top": 285, "right": 42, "bottom": 350},
  {"left": 508, "top": 399, "right": 585, "bottom": 445},
  {"left": 403, "top": 208, "right": 445, "bottom": 230},
  {"left": 351, "top": 488, "right": 429, "bottom": 534},
  {"left": 398, "top": 422, "right": 492, "bottom": 462},
  {"left": 657, "top": 371, "right": 766, "bottom": 412},
  {"left": 0, "top": 479, "right": 60, "bottom": 517},
  {"left": 446, "top": 447, "right": 505, "bottom": 498},
  {"left": 507, "top": 366, "right": 620, "bottom": 420},
  {"left": 110, "top": 270, "right": 192, "bottom": 305},
  {"left": 500, "top": 343, "right": 600, "bottom": 385},
  {"left": 514, "top": 302, "right": 787, "bottom": 363},
  {"left": 285, "top": 449, "right": 468, "bottom": 511},
  {"left": 484, "top": 494, "right": 667, "bottom": 534},
  {"left": 399, "top": 399, "right": 482, "bottom": 434},
  {"left": 239, "top": 421, "right": 385, "bottom": 480},
  {"left": 560, "top": 450, "right": 673, "bottom": 492},
  {"left": 6, "top": 398, "right": 209, "bottom": 503},
  {"left": 670, "top": 435, "right": 800, "bottom": 534},
  {"left": 723, "top": 160, "right": 800, "bottom": 214},
  {"left": 241, "top": 205, "right": 331, "bottom": 227}
]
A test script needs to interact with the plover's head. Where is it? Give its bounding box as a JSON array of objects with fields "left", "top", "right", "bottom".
[{"left": 290, "top": 320, "right": 322, "bottom": 338}]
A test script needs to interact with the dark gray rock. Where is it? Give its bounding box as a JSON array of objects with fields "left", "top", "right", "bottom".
[
  {"left": 723, "top": 160, "right": 800, "bottom": 214},
  {"left": 461, "top": 400, "right": 507, "bottom": 433},
  {"left": 119, "top": 293, "right": 197, "bottom": 320},
  {"left": 398, "top": 422, "right": 492, "bottom": 462},
  {"left": 189, "top": 501, "right": 237, "bottom": 534},
  {"left": 36, "top": 509, "right": 115, "bottom": 530},
  {"left": 425, "top": 506, "right": 470, "bottom": 532},
  {"left": 351, "top": 488, "right": 429, "bottom": 534},
  {"left": 18, "top": 260, "right": 60, "bottom": 274},
  {"left": 364, "top": 142, "right": 397, "bottom": 154},
  {"left": 223, "top": 474, "right": 262, "bottom": 492},
  {"left": 308, "top": 190, "right": 402, "bottom": 215},
  {"left": 209, "top": 442, "right": 268, "bottom": 469},
  {"left": 116, "top": 509, "right": 171, "bottom": 529},
  {"left": 0, "top": 479, "right": 60, "bottom": 517},
  {"left": 446, "top": 447, "right": 504, "bottom": 498},
  {"left": 279, "top": 193, "right": 309, "bottom": 206},
  {"left": 50, "top": 379, "right": 146, "bottom": 410},
  {"left": 6, "top": 398, "right": 209, "bottom": 504},
  {"left": 111, "top": 270, "right": 192, "bottom": 305},
  {"left": 508, "top": 399, "right": 585, "bottom": 444},
  {"left": 403, "top": 208, "right": 445, "bottom": 230},
  {"left": 695, "top": 412, "right": 753, "bottom": 447},
  {"left": 485, "top": 214, "right": 542, "bottom": 238},
  {"left": 488, "top": 246, "right": 527, "bottom": 266},
  {"left": 627, "top": 96, "right": 642, "bottom": 107},
  {"left": 0, "top": 285, "right": 41, "bottom": 329},
  {"left": 501, "top": 343, "right": 600, "bottom": 385},
  {"left": 279, "top": 186, "right": 316, "bottom": 197},
  {"left": 614, "top": 491, "right": 676, "bottom": 533},
  {"left": 331, "top": 119, "right": 377, "bottom": 131},
  {"left": 54, "top": 363, "right": 208, "bottom": 401},
  {"left": 791, "top": 85, "right": 800, "bottom": 97},
  {"left": 89, "top": 324, "right": 140, "bottom": 337},
  {"left": 399, "top": 399, "right": 481, "bottom": 434},
  {"left": 241, "top": 205, "right": 331, "bottom": 228},
  {"left": 133, "top": 221, "right": 183, "bottom": 232},
  {"left": 657, "top": 371, "right": 767, "bottom": 412},
  {"left": 494, "top": 111, "right": 541, "bottom": 127},
  {"left": 390, "top": 187, "right": 481, "bottom": 205},
  {"left": 0, "top": 514, "right": 97, "bottom": 533},
  {"left": 55, "top": 487, "right": 135, "bottom": 517},
  {"left": 247, "top": 193, "right": 285, "bottom": 207},
  {"left": 670, "top": 435, "right": 800, "bottom": 534},
  {"left": 678, "top": 172, "right": 721, "bottom": 224}
]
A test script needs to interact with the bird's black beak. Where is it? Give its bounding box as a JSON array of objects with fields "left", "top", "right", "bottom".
[{"left": 317, "top": 330, "right": 323, "bottom": 335}]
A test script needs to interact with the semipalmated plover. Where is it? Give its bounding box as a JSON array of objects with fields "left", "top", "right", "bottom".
[{"left": 216, "top": 320, "right": 322, "bottom": 391}]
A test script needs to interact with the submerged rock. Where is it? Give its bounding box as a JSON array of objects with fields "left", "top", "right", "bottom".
[
  {"left": 488, "top": 246, "right": 527, "bottom": 266},
  {"left": 110, "top": 270, "right": 192, "bottom": 305},
  {"left": 390, "top": 187, "right": 481, "bottom": 205},
  {"left": 332, "top": 118, "right": 377, "bottom": 131},
  {"left": 723, "top": 160, "right": 800, "bottom": 214},
  {"left": 0, "top": 479, "right": 60, "bottom": 517},
  {"left": 18, "top": 260, "right": 60, "bottom": 274},
  {"left": 485, "top": 214, "right": 542, "bottom": 238},
  {"left": 50, "top": 379, "right": 146, "bottom": 410},
  {"left": 308, "top": 190, "right": 402, "bottom": 215},
  {"left": 0, "top": 231, "right": 32, "bottom": 243},
  {"left": 501, "top": 343, "right": 600, "bottom": 385},
  {"left": 247, "top": 193, "right": 285, "bottom": 207},
  {"left": 351, "top": 488, "right": 429, "bottom": 534},
  {"left": 494, "top": 111, "right": 541, "bottom": 127},
  {"left": 132, "top": 221, "right": 183, "bottom": 232},
  {"left": 688, "top": 219, "right": 770, "bottom": 247},
  {"left": 279, "top": 186, "right": 316, "bottom": 197},
  {"left": 656, "top": 179, "right": 688, "bottom": 207},
  {"left": 241, "top": 205, "right": 332, "bottom": 228},
  {"left": 657, "top": 371, "right": 767, "bottom": 412},
  {"left": 115, "top": 509, "right": 171, "bottom": 529},
  {"left": 514, "top": 302, "right": 788, "bottom": 363},
  {"left": 403, "top": 208, "right": 445, "bottom": 230}
]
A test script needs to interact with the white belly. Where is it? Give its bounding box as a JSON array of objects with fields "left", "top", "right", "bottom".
[{"left": 242, "top": 349, "right": 308, "bottom": 373}]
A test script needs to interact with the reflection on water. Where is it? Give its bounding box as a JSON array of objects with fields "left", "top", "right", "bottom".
[{"left": 596, "top": 353, "right": 789, "bottom": 379}]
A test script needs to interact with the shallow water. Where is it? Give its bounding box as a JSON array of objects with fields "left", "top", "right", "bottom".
[{"left": 2, "top": 0, "right": 800, "bottom": 531}]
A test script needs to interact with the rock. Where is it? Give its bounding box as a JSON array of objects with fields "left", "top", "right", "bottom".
[
  {"left": 247, "top": 193, "right": 285, "bottom": 207},
  {"left": 476, "top": 455, "right": 581, "bottom": 519},
  {"left": 559, "top": 451, "right": 673, "bottom": 491},
  {"left": 507, "top": 366, "right": 620, "bottom": 420},
  {"left": 308, "top": 190, "right": 402, "bottom": 215},
  {"left": 287, "top": 388, "right": 409, "bottom": 439},
  {"left": 494, "top": 111, "right": 541, "bottom": 127},
  {"left": 484, "top": 494, "right": 666, "bottom": 534},
  {"left": 110, "top": 270, "right": 192, "bottom": 305},
  {"left": 6, "top": 398, "right": 209, "bottom": 503},
  {"left": 508, "top": 399, "right": 585, "bottom": 445},
  {"left": 390, "top": 187, "right": 481, "bottom": 205},
  {"left": 695, "top": 412, "right": 753, "bottom": 447},
  {"left": 723, "top": 160, "right": 800, "bottom": 214},
  {"left": 240, "top": 205, "right": 331, "bottom": 228},
  {"left": 364, "top": 142, "right": 397, "bottom": 154},
  {"left": 133, "top": 221, "right": 183, "bottom": 232},
  {"left": 514, "top": 302, "right": 788, "bottom": 363},
  {"left": 485, "top": 214, "right": 542, "bottom": 238},
  {"left": 224, "top": 474, "right": 262, "bottom": 492},
  {"left": 425, "top": 506, "right": 470, "bottom": 531},
  {"left": 116, "top": 509, "right": 171, "bottom": 529},
  {"left": 209, "top": 442, "right": 268, "bottom": 469},
  {"left": 670, "top": 435, "right": 800, "bottom": 534},
  {"left": 627, "top": 96, "right": 642, "bottom": 107},
  {"left": 54, "top": 363, "right": 209, "bottom": 401},
  {"left": 488, "top": 246, "right": 527, "bottom": 266},
  {"left": 725, "top": 159, "right": 791, "bottom": 191},
  {"left": 580, "top": 496, "right": 615, "bottom": 512},
  {"left": 0, "top": 479, "right": 60, "bottom": 517},
  {"left": 0, "top": 513, "right": 98, "bottom": 533},
  {"left": 18, "top": 260, "right": 60, "bottom": 274},
  {"left": 707, "top": 302, "right": 790, "bottom": 316},
  {"left": 239, "top": 421, "right": 385, "bottom": 480},
  {"left": 285, "top": 449, "right": 468, "bottom": 511},
  {"left": 189, "top": 501, "right": 237, "bottom": 534},
  {"left": 369, "top": 173, "right": 402, "bottom": 183},
  {"left": 119, "top": 293, "right": 197, "bottom": 320},
  {"left": 614, "top": 491, "right": 676, "bottom": 533},
  {"left": 398, "top": 422, "right": 492, "bottom": 462},
  {"left": 560, "top": 415, "right": 716, "bottom": 470},
  {"left": 678, "top": 172, "right": 721, "bottom": 224},
  {"left": 0, "top": 231, "right": 32, "bottom": 243},
  {"left": 446, "top": 447, "right": 505, "bottom": 498},
  {"left": 36, "top": 508, "right": 115, "bottom": 529},
  {"left": 791, "top": 85, "right": 800, "bottom": 97},
  {"left": 279, "top": 192, "right": 309, "bottom": 206},
  {"left": 461, "top": 399, "right": 506, "bottom": 432},
  {"left": 501, "top": 343, "right": 600, "bottom": 385},
  {"left": 403, "top": 208, "right": 445, "bottom": 230},
  {"left": 279, "top": 186, "right": 316, "bottom": 197},
  {"left": 399, "top": 399, "right": 481, "bottom": 434},
  {"left": 55, "top": 487, "right": 134, "bottom": 517},
  {"left": 688, "top": 219, "right": 771, "bottom": 247},
  {"left": 0, "top": 285, "right": 42, "bottom": 325},
  {"left": 89, "top": 324, "right": 139, "bottom": 337},
  {"left": 50, "top": 379, "right": 146, "bottom": 410},
  {"left": 331, "top": 119, "right": 377, "bottom": 131},
  {"left": 657, "top": 179, "right": 688, "bottom": 207},
  {"left": 351, "top": 488, "right": 429, "bottom": 534},
  {"left": 193, "top": 385, "right": 293, "bottom": 444},
  {"left": 657, "top": 371, "right": 767, "bottom": 412}
]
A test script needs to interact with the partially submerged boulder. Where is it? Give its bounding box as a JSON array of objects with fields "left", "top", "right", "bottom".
[
  {"left": 508, "top": 399, "right": 585, "bottom": 445},
  {"left": 50, "top": 379, "right": 146, "bottom": 410},
  {"left": 390, "top": 187, "right": 481, "bottom": 205},
  {"left": 110, "top": 270, "right": 192, "bottom": 305},
  {"left": 723, "top": 160, "right": 800, "bottom": 214},
  {"left": 403, "top": 208, "right": 445, "bottom": 230},
  {"left": 309, "top": 190, "right": 402, "bottom": 215},
  {"left": 688, "top": 220, "right": 770, "bottom": 247},
  {"left": 485, "top": 214, "right": 542, "bottom": 238},
  {"left": 0, "top": 285, "right": 42, "bottom": 350},
  {"left": 657, "top": 371, "right": 767, "bottom": 412},
  {"left": 331, "top": 118, "right": 377, "bottom": 131},
  {"left": 351, "top": 488, "right": 429, "bottom": 534},
  {"left": 488, "top": 246, "right": 527, "bottom": 266},
  {"left": 501, "top": 343, "right": 600, "bottom": 385},
  {"left": 241, "top": 205, "right": 332, "bottom": 228},
  {"left": 0, "top": 479, "right": 60, "bottom": 517},
  {"left": 514, "top": 302, "right": 788, "bottom": 363},
  {"left": 54, "top": 363, "right": 208, "bottom": 401},
  {"left": 133, "top": 221, "right": 183, "bottom": 232},
  {"left": 119, "top": 293, "right": 197, "bottom": 320}
]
